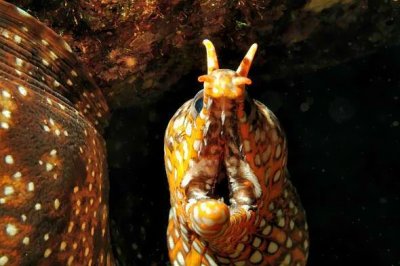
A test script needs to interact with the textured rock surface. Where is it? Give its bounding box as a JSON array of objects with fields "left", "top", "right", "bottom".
[{"left": 9, "top": 0, "right": 400, "bottom": 108}]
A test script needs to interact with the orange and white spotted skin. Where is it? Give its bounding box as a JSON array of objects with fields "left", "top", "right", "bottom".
[
  {"left": 0, "top": 1, "right": 113, "bottom": 265},
  {"left": 164, "top": 40, "right": 309, "bottom": 266}
]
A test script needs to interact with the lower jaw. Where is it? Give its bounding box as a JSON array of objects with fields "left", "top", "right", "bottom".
[
  {"left": 185, "top": 197, "right": 255, "bottom": 239},
  {"left": 183, "top": 156, "right": 259, "bottom": 242}
]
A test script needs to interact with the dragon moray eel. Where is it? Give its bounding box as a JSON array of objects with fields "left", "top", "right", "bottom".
[
  {"left": 0, "top": 1, "right": 114, "bottom": 265},
  {"left": 164, "top": 40, "right": 309, "bottom": 265}
]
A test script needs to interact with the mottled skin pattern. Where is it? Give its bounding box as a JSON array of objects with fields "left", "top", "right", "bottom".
[
  {"left": 164, "top": 40, "right": 309, "bottom": 265},
  {"left": 0, "top": 1, "right": 113, "bottom": 265}
]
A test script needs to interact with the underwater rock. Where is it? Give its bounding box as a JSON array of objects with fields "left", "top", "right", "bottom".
[{"left": 7, "top": 0, "right": 400, "bottom": 108}]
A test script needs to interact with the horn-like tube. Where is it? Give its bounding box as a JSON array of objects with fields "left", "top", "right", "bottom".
[
  {"left": 203, "top": 39, "right": 219, "bottom": 74},
  {"left": 236, "top": 43, "right": 258, "bottom": 77}
]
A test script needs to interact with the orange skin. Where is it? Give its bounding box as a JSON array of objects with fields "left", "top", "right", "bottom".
[
  {"left": 164, "top": 40, "right": 309, "bottom": 265},
  {"left": 0, "top": 1, "right": 113, "bottom": 265}
]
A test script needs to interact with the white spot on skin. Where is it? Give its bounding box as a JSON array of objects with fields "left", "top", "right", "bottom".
[
  {"left": 304, "top": 239, "right": 309, "bottom": 249},
  {"left": 252, "top": 237, "right": 262, "bottom": 248},
  {"left": 254, "top": 153, "right": 261, "bottom": 166},
  {"left": 60, "top": 241, "right": 67, "bottom": 251},
  {"left": 1, "top": 30, "right": 10, "bottom": 38},
  {"left": 275, "top": 144, "right": 282, "bottom": 159},
  {"left": 54, "top": 199, "right": 60, "bottom": 210},
  {"left": 267, "top": 241, "right": 279, "bottom": 254},
  {"left": 67, "top": 222, "right": 74, "bottom": 233},
  {"left": 205, "top": 253, "right": 218, "bottom": 266},
  {"left": 6, "top": 224, "right": 18, "bottom": 236},
  {"left": 27, "top": 182, "right": 34, "bottom": 192},
  {"left": 67, "top": 255, "right": 74, "bottom": 265},
  {"left": 290, "top": 219, "right": 295, "bottom": 230},
  {"left": 44, "top": 248, "right": 52, "bottom": 258},
  {"left": 166, "top": 158, "right": 172, "bottom": 172},
  {"left": 262, "top": 145, "right": 272, "bottom": 163},
  {"left": 185, "top": 122, "right": 192, "bottom": 136},
  {"left": 49, "top": 51, "right": 58, "bottom": 60},
  {"left": 45, "top": 163, "right": 54, "bottom": 172},
  {"left": 5, "top": 155, "right": 14, "bottom": 164},
  {"left": 21, "top": 214, "right": 27, "bottom": 222},
  {"left": 173, "top": 116, "right": 185, "bottom": 129},
  {"left": 14, "top": 35, "right": 22, "bottom": 43},
  {"left": 53, "top": 80, "right": 60, "bottom": 87},
  {"left": 243, "top": 139, "right": 251, "bottom": 153},
  {"left": 35, "top": 203, "right": 41, "bottom": 210},
  {"left": 259, "top": 219, "right": 266, "bottom": 228},
  {"left": 273, "top": 169, "right": 281, "bottom": 183},
  {"left": 18, "top": 85, "right": 27, "bottom": 96},
  {"left": 4, "top": 186, "right": 14, "bottom": 196},
  {"left": 283, "top": 254, "right": 292, "bottom": 264},
  {"left": 175, "top": 150, "right": 183, "bottom": 163},
  {"left": 177, "top": 252, "right": 184, "bottom": 265},
  {"left": 2, "top": 110, "right": 11, "bottom": 118},
  {"left": 63, "top": 41, "right": 73, "bottom": 53},
  {"left": 22, "top": 237, "right": 30, "bottom": 245},
  {"left": 262, "top": 225, "right": 272, "bottom": 235},
  {"left": 15, "top": 57, "right": 23, "bottom": 67},
  {"left": 254, "top": 128, "right": 261, "bottom": 143},
  {"left": 13, "top": 172, "right": 22, "bottom": 179},
  {"left": 1, "top": 90, "right": 11, "bottom": 98},
  {"left": 249, "top": 250, "right": 263, "bottom": 263},
  {"left": 182, "top": 141, "right": 189, "bottom": 159},
  {"left": 0, "top": 122, "right": 9, "bottom": 129},
  {"left": 277, "top": 216, "right": 285, "bottom": 227},
  {"left": 286, "top": 237, "right": 293, "bottom": 248},
  {"left": 192, "top": 240, "right": 203, "bottom": 254},
  {"left": 42, "top": 59, "right": 49, "bottom": 66},
  {"left": 44, "top": 233, "right": 49, "bottom": 241},
  {"left": 0, "top": 256, "right": 8, "bottom": 266},
  {"left": 168, "top": 236, "right": 175, "bottom": 249},
  {"left": 193, "top": 140, "right": 201, "bottom": 151}
]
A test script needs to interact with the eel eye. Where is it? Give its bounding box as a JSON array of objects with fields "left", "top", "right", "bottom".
[
  {"left": 193, "top": 90, "right": 204, "bottom": 114},
  {"left": 195, "top": 97, "right": 203, "bottom": 113}
]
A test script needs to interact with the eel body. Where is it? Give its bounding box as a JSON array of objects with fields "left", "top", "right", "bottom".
[
  {"left": 0, "top": 1, "right": 113, "bottom": 265},
  {"left": 164, "top": 40, "right": 309, "bottom": 265}
]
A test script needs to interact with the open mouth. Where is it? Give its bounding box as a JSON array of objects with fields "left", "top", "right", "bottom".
[
  {"left": 211, "top": 164, "right": 231, "bottom": 205},
  {"left": 182, "top": 152, "right": 261, "bottom": 238}
]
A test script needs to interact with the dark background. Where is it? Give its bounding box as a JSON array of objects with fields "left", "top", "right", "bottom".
[{"left": 106, "top": 44, "right": 400, "bottom": 266}]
